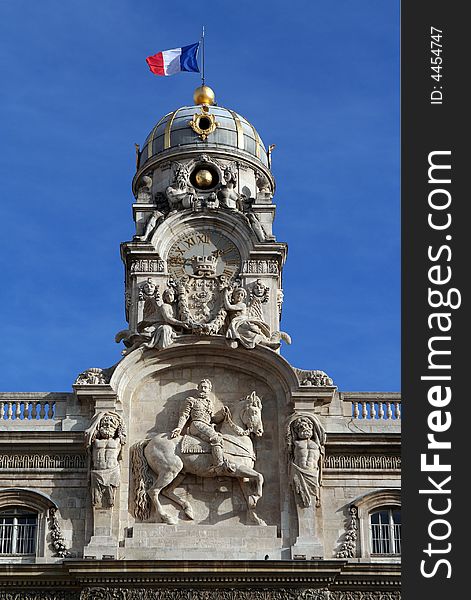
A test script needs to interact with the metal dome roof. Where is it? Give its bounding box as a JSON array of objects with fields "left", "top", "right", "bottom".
[{"left": 138, "top": 105, "right": 269, "bottom": 169}]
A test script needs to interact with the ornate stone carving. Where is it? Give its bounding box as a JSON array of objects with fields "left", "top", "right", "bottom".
[
  {"left": 176, "top": 275, "right": 227, "bottom": 336},
  {"left": 135, "top": 210, "right": 165, "bottom": 241},
  {"left": 287, "top": 414, "right": 326, "bottom": 508},
  {"left": 296, "top": 369, "right": 334, "bottom": 387},
  {"left": 138, "top": 278, "right": 160, "bottom": 302},
  {"left": 48, "top": 507, "right": 70, "bottom": 558},
  {"left": 79, "top": 591, "right": 334, "bottom": 600},
  {"left": 130, "top": 258, "right": 166, "bottom": 274},
  {"left": 0, "top": 591, "right": 402, "bottom": 600},
  {"left": 85, "top": 412, "right": 126, "bottom": 508},
  {"left": 0, "top": 593, "right": 79, "bottom": 600},
  {"left": 242, "top": 197, "right": 274, "bottom": 242},
  {"left": 250, "top": 279, "right": 269, "bottom": 303},
  {"left": 0, "top": 454, "right": 87, "bottom": 470},
  {"left": 116, "top": 287, "right": 190, "bottom": 355},
  {"left": 276, "top": 288, "right": 284, "bottom": 315},
  {"left": 324, "top": 455, "right": 401, "bottom": 470},
  {"left": 75, "top": 368, "right": 107, "bottom": 385},
  {"left": 223, "top": 286, "right": 290, "bottom": 350},
  {"left": 242, "top": 259, "right": 279, "bottom": 275},
  {"left": 136, "top": 174, "right": 153, "bottom": 202},
  {"left": 336, "top": 506, "right": 358, "bottom": 558},
  {"left": 166, "top": 162, "right": 197, "bottom": 212},
  {"left": 131, "top": 385, "right": 266, "bottom": 525},
  {"left": 256, "top": 172, "right": 272, "bottom": 198},
  {"left": 217, "top": 164, "right": 242, "bottom": 211}
]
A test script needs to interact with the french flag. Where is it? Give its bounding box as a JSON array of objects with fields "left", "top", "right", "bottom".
[{"left": 146, "top": 43, "right": 200, "bottom": 76}]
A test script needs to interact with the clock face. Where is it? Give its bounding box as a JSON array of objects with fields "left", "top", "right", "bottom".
[{"left": 167, "top": 227, "right": 241, "bottom": 281}]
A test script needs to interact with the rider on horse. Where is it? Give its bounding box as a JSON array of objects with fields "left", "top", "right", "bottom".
[{"left": 170, "top": 378, "right": 235, "bottom": 475}]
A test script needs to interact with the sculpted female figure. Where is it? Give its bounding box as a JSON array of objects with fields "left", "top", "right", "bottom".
[{"left": 223, "top": 287, "right": 282, "bottom": 350}]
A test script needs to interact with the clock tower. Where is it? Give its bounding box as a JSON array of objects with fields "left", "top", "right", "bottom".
[{"left": 118, "top": 85, "right": 289, "bottom": 353}]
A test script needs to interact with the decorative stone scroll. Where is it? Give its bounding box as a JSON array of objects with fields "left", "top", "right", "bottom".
[
  {"left": 85, "top": 412, "right": 126, "bottom": 508},
  {"left": 242, "top": 259, "right": 279, "bottom": 275},
  {"left": 295, "top": 370, "right": 334, "bottom": 387},
  {"left": 0, "top": 454, "right": 87, "bottom": 470},
  {"left": 75, "top": 368, "right": 107, "bottom": 385},
  {"left": 48, "top": 507, "right": 70, "bottom": 558},
  {"left": 324, "top": 455, "right": 401, "bottom": 470},
  {"left": 130, "top": 258, "right": 166, "bottom": 274},
  {"left": 287, "top": 414, "right": 326, "bottom": 508},
  {"left": 336, "top": 506, "right": 358, "bottom": 558}
]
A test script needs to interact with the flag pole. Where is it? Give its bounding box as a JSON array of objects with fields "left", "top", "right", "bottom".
[{"left": 201, "top": 25, "right": 205, "bottom": 86}]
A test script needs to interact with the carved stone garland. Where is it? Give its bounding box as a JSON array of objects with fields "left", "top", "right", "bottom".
[
  {"left": 336, "top": 506, "right": 358, "bottom": 558},
  {"left": 48, "top": 507, "right": 70, "bottom": 558}
]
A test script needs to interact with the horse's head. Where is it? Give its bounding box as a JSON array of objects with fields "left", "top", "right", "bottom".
[{"left": 239, "top": 391, "right": 264, "bottom": 436}]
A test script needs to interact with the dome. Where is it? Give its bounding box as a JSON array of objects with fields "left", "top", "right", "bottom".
[{"left": 137, "top": 104, "right": 269, "bottom": 170}]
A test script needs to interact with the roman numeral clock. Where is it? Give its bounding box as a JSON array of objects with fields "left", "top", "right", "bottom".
[{"left": 167, "top": 228, "right": 242, "bottom": 281}]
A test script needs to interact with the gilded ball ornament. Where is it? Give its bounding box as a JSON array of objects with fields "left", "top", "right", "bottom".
[
  {"left": 194, "top": 169, "right": 213, "bottom": 188},
  {"left": 193, "top": 85, "right": 215, "bottom": 106}
]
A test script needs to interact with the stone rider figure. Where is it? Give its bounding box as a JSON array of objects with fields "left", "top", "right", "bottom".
[{"left": 170, "top": 378, "right": 234, "bottom": 475}]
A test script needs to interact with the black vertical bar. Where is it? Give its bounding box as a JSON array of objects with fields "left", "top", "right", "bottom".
[{"left": 402, "top": 1, "right": 467, "bottom": 597}]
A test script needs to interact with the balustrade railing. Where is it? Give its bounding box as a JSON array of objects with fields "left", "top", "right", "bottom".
[
  {"left": 0, "top": 399, "right": 56, "bottom": 421},
  {"left": 350, "top": 398, "right": 401, "bottom": 420}
]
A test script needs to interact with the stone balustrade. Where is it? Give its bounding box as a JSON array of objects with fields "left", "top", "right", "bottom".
[
  {"left": 344, "top": 394, "right": 401, "bottom": 420},
  {"left": 0, "top": 399, "right": 56, "bottom": 420}
]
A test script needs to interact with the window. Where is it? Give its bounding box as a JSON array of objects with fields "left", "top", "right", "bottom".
[
  {"left": 0, "top": 508, "right": 37, "bottom": 555},
  {"left": 370, "top": 507, "right": 401, "bottom": 555}
]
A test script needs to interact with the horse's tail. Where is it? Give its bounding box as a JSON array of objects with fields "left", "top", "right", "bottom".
[{"left": 130, "top": 439, "right": 152, "bottom": 521}]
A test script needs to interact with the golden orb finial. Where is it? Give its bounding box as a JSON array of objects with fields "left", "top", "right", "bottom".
[{"left": 193, "top": 85, "right": 215, "bottom": 106}]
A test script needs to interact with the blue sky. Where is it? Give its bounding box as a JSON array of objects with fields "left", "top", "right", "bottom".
[{"left": 0, "top": 0, "right": 399, "bottom": 392}]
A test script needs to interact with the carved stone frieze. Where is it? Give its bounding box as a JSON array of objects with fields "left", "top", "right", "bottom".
[
  {"left": 0, "top": 591, "right": 401, "bottom": 600},
  {"left": 75, "top": 368, "right": 107, "bottom": 385},
  {"left": 77, "top": 590, "right": 400, "bottom": 600},
  {"left": 242, "top": 260, "right": 279, "bottom": 275},
  {"left": 336, "top": 506, "right": 358, "bottom": 558},
  {"left": 48, "top": 507, "right": 70, "bottom": 558},
  {"left": 130, "top": 258, "right": 166, "bottom": 274},
  {"left": 0, "top": 454, "right": 87, "bottom": 470},
  {"left": 295, "top": 369, "right": 334, "bottom": 387},
  {"left": 0, "top": 594, "right": 79, "bottom": 600},
  {"left": 324, "top": 455, "right": 401, "bottom": 470},
  {"left": 79, "top": 590, "right": 329, "bottom": 600}
]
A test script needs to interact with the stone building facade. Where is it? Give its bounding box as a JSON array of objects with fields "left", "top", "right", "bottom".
[{"left": 0, "top": 87, "right": 400, "bottom": 598}]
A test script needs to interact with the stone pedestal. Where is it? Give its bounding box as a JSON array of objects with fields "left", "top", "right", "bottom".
[
  {"left": 83, "top": 508, "right": 118, "bottom": 560},
  {"left": 122, "top": 523, "right": 282, "bottom": 560},
  {"left": 291, "top": 505, "right": 324, "bottom": 559}
]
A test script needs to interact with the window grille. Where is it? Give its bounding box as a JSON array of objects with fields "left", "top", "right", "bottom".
[
  {"left": 0, "top": 508, "right": 37, "bottom": 555},
  {"left": 370, "top": 508, "right": 401, "bottom": 555}
]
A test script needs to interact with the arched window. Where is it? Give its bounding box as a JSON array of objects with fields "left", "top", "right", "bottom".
[
  {"left": 353, "top": 488, "right": 401, "bottom": 561},
  {"left": 0, "top": 507, "right": 38, "bottom": 555},
  {"left": 370, "top": 507, "right": 401, "bottom": 555}
]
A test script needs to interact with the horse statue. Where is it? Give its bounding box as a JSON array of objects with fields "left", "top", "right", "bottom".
[{"left": 131, "top": 391, "right": 266, "bottom": 526}]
